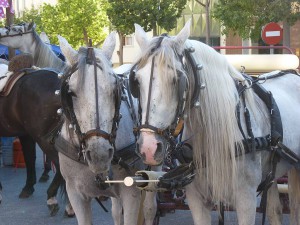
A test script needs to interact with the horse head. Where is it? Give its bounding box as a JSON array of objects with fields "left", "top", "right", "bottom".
[
  {"left": 0, "top": 22, "right": 35, "bottom": 51},
  {"left": 58, "top": 33, "right": 120, "bottom": 175},
  {"left": 131, "top": 21, "right": 191, "bottom": 165},
  {"left": 0, "top": 22, "right": 65, "bottom": 71}
]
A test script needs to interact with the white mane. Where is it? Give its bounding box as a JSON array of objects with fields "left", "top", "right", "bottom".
[
  {"left": 32, "top": 31, "right": 67, "bottom": 72},
  {"left": 141, "top": 35, "right": 266, "bottom": 203}
]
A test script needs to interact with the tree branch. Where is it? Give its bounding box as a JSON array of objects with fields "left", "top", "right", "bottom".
[{"left": 195, "top": 0, "right": 206, "bottom": 7}]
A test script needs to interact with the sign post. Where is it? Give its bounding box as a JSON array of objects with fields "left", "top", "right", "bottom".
[{"left": 261, "top": 22, "right": 283, "bottom": 54}]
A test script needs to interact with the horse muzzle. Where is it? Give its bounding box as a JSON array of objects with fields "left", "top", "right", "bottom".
[
  {"left": 85, "top": 139, "right": 114, "bottom": 174},
  {"left": 136, "top": 130, "right": 167, "bottom": 166}
]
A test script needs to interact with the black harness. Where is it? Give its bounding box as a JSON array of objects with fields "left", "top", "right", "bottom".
[{"left": 236, "top": 71, "right": 300, "bottom": 225}]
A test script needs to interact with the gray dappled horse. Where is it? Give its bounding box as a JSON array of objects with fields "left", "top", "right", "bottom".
[
  {"left": 131, "top": 21, "right": 300, "bottom": 225},
  {"left": 57, "top": 34, "right": 157, "bottom": 225}
]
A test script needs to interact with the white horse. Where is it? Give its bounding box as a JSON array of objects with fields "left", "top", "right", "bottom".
[
  {"left": 57, "top": 34, "right": 157, "bottom": 225},
  {"left": 131, "top": 21, "right": 300, "bottom": 225}
]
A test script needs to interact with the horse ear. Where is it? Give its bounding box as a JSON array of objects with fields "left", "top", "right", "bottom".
[
  {"left": 40, "top": 32, "right": 51, "bottom": 45},
  {"left": 101, "top": 31, "right": 116, "bottom": 60},
  {"left": 173, "top": 20, "right": 191, "bottom": 54},
  {"left": 134, "top": 23, "right": 150, "bottom": 48},
  {"left": 27, "top": 22, "right": 36, "bottom": 31},
  {"left": 57, "top": 35, "right": 78, "bottom": 66}
]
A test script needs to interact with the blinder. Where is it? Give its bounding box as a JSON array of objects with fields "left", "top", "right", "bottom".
[
  {"left": 176, "top": 70, "right": 188, "bottom": 119},
  {"left": 129, "top": 64, "right": 139, "bottom": 98}
]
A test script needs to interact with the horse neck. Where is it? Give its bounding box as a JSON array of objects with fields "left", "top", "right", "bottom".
[
  {"left": 28, "top": 32, "right": 66, "bottom": 72},
  {"left": 184, "top": 42, "right": 251, "bottom": 202}
]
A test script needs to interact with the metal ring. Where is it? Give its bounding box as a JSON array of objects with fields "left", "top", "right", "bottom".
[
  {"left": 244, "top": 78, "right": 253, "bottom": 89},
  {"left": 257, "top": 74, "right": 267, "bottom": 84},
  {"left": 240, "top": 66, "right": 246, "bottom": 73}
]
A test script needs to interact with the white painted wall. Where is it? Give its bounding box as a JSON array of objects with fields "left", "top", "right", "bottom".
[{"left": 112, "top": 31, "right": 153, "bottom": 66}]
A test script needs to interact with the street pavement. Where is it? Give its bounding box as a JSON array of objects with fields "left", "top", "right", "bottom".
[{"left": 0, "top": 148, "right": 290, "bottom": 225}]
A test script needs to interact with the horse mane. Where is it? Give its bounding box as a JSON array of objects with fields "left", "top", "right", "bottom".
[
  {"left": 185, "top": 40, "right": 270, "bottom": 203},
  {"left": 31, "top": 30, "right": 66, "bottom": 72}
]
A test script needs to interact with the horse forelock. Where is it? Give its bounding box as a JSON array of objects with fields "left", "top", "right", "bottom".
[
  {"left": 32, "top": 31, "right": 66, "bottom": 72},
  {"left": 137, "top": 37, "right": 183, "bottom": 101},
  {"left": 76, "top": 47, "right": 114, "bottom": 93}
]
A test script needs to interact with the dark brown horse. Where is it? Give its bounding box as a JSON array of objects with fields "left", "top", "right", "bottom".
[
  {"left": 0, "top": 63, "right": 65, "bottom": 215},
  {"left": 0, "top": 22, "right": 69, "bottom": 216}
]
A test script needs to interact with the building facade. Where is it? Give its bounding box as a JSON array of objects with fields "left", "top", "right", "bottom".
[
  {"left": 12, "top": 0, "right": 57, "bottom": 17},
  {"left": 10, "top": 0, "right": 300, "bottom": 64}
]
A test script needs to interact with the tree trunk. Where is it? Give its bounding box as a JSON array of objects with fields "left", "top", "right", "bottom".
[
  {"left": 83, "top": 28, "right": 89, "bottom": 46},
  {"left": 117, "top": 31, "right": 124, "bottom": 65},
  {"left": 196, "top": 0, "right": 211, "bottom": 45},
  {"left": 153, "top": 23, "right": 157, "bottom": 36},
  {"left": 205, "top": 0, "right": 211, "bottom": 45},
  {"left": 6, "top": 0, "right": 15, "bottom": 60}
]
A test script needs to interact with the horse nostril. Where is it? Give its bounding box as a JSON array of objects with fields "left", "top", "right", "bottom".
[
  {"left": 156, "top": 142, "right": 163, "bottom": 155},
  {"left": 86, "top": 150, "right": 92, "bottom": 161},
  {"left": 108, "top": 148, "right": 113, "bottom": 159}
]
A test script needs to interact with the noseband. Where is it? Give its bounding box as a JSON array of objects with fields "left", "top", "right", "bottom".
[{"left": 60, "top": 47, "right": 122, "bottom": 159}]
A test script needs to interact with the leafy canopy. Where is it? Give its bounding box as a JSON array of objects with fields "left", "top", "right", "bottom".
[
  {"left": 41, "top": 0, "right": 109, "bottom": 48},
  {"left": 107, "top": 0, "right": 187, "bottom": 35},
  {"left": 14, "top": 7, "right": 42, "bottom": 32},
  {"left": 15, "top": 0, "right": 108, "bottom": 48}
]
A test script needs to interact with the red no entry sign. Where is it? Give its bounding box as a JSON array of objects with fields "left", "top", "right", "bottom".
[{"left": 261, "top": 22, "right": 283, "bottom": 45}]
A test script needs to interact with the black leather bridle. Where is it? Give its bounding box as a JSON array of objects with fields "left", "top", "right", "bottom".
[
  {"left": 60, "top": 47, "right": 122, "bottom": 160},
  {"left": 129, "top": 35, "right": 202, "bottom": 140},
  {"left": 0, "top": 23, "right": 34, "bottom": 39}
]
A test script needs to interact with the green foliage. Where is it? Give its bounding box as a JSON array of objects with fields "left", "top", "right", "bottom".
[
  {"left": 11, "top": 0, "right": 109, "bottom": 48},
  {"left": 212, "top": 0, "right": 300, "bottom": 40},
  {"left": 107, "top": 0, "right": 187, "bottom": 35},
  {"left": 14, "top": 7, "right": 42, "bottom": 32},
  {"left": 38, "top": 0, "right": 109, "bottom": 48},
  {"left": 156, "top": 0, "right": 187, "bottom": 31}
]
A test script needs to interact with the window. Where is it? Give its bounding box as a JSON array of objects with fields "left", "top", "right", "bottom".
[{"left": 123, "top": 36, "right": 133, "bottom": 46}]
